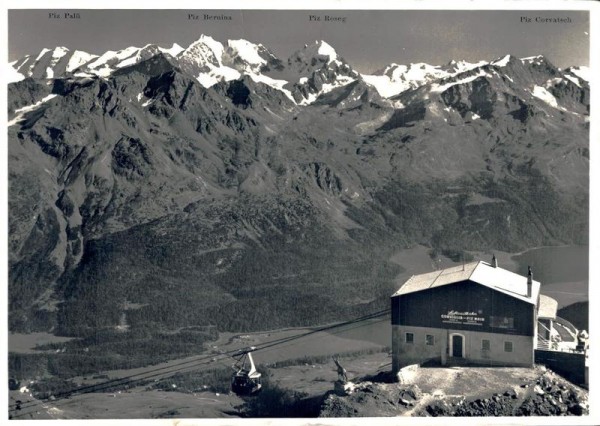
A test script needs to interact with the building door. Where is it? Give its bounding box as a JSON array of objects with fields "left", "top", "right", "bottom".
[{"left": 452, "top": 334, "right": 463, "bottom": 357}]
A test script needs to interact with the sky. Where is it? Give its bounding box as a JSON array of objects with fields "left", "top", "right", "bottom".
[{"left": 8, "top": 9, "right": 589, "bottom": 73}]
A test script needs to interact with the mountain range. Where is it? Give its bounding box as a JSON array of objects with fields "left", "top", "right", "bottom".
[{"left": 8, "top": 36, "right": 589, "bottom": 338}]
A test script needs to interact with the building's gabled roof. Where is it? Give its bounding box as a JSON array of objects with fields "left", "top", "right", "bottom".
[
  {"left": 392, "top": 261, "right": 541, "bottom": 304},
  {"left": 538, "top": 294, "right": 558, "bottom": 319}
]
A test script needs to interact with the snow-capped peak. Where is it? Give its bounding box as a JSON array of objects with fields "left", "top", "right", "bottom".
[
  {"left": 363, "top": 61, "right": 462, "bottom": 98},
  {"left": 159, "top": 43, "right": 184, "bottom": 57},
  {"left": 178, "top": 36, "right": 243, "bottom": 89},
  {"left": 491, "top": 54, "right": 514, "bottom": 67},
  {"left": 52, "top": 46, "right": 70, "bottom": 60},
  {"left": 520, "top": 55, "right": 544, "bottom": 64},
  {"left": 66, "top": 50, "right": 98, "bottom": 72},
  {"left": 567, "top": 66, "right": 590, "bottom": 82},
  {"left": 227, "top": 39, "right": 267, "bottom": 67},
  {"left": 8, "top": 60, "right": 26, "bottom": 83},
  {"left": 180, "top": 34, "right": 225, "bottom": 66},
  {"left": 444, "top": 59, "right": 488, "bottom": 74},
  {"left": 35, "top": 48, "right": 52, "bottom": 61},
  {"left": 112, "top": 44, "right": 167, "bottom": 68},
  {"left": 316, "top": 40, "right": 337, "bottom": 61},
  {"left": 362, "top": 57, "right": 496, "bottom": 98},
  {"left": 287, "top": 40, "right": 342, "bottom": 76},
  {"left": 201, "top": 35, "right": 225, "bottom": 56},
  {"left": 87, "top": 46, "right": 140, "bottom": 70}
]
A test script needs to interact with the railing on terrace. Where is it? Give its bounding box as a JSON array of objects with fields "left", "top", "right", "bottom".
[
  {"left": 554, "top": 316, "right": 579, "bottom": 335},
  {"left": 537, "top": 336, "right": 551, "bottom": 350}
]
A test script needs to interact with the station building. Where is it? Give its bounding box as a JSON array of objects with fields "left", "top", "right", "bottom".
[{"left": 391, "top": 257, "right": 559, "bottom": 373}]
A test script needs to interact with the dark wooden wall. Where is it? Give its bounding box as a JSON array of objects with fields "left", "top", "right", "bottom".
[{"left": 391, "top": 280, "right": 535, "bottom": 336}]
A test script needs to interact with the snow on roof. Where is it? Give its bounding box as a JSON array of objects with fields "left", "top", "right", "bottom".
[
  {"left": 392, "top": 260, "right": 541, "bottom": 304},
  {"left": 538, "top": 294, "right": 558, "bottom": 319}
]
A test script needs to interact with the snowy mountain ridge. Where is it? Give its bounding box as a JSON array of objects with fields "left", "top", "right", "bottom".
[{"left": 10, "top": 37, "right": 590, "bottom": 104}]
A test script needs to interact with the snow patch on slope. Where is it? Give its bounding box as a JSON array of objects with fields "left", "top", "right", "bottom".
[
  {"left": 87, "top": 46, "right": 140, "bottom": 73},
  {"left": 8, "top": 94, "right": 58, "bottom": 126},
  {"left": 532, "top": 85, "right": 559, "bottom": 108},
  {"left": 317, "top": 40, "right": 338, "bottom": 62},
  {"left": 66, "top": 51, "right": 98, "bottom": 72},
  {"left": 299, "top": 75, "right": 355, "bottom": 105},
  {"left": 35, "top": 48, "right": 51, "bottom": 62},
  {"left": 563, "top": 74, "right": 582, "bottom": 87},
  {"left": 247, "top": 73, "right": 293, "bottom": 100},
  {"left": 363, "top": 60, "right": 488, "bottom": 98},
  {"left": 431, "top": 69, "right": 489, "bottom": 93},
  {"left": 520, "top": 55, "right": 544, "bottom": 64},
  {"left": 8, "top": 61, "right": 26, "bottom": 83},
  {"left": 160, "top": 43, "right": 184, "bottom": 57},
  {"left": 228, "top": 39, "right": 266, "bottom": 67},
  {"left": 568, "top": 66, "right": 590, "bottom": 82},
  {"left": 492, "top": 55, "right": 512, "bottom": 67},
  {"left": 51, "top": 47, "right": 69, "bottom": 61},
  {"left": 361, "top": 74, "right": 408, "bottom": 98},
  {"left": 447, "top": 59, "right": 488, "bottom": 74},
  {"left": 196, "top": 67, "right": 241, "bottom": 88}
]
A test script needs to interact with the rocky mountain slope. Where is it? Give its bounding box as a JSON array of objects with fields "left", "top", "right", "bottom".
[{"left": 8, "top": 36, "right": 589, "bottom": 337}]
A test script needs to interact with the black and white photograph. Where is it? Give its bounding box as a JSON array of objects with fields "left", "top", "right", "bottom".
[{"left": 3, "top": 1, "right": 597, "bottom": 422}]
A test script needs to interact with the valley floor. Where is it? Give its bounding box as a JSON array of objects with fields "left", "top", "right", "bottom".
[
  {"left": 10, "top": 351, "right": 589, "bottom": 419},
  {"left": 8, "top": 322, "right": 389, "bottom": 419}
]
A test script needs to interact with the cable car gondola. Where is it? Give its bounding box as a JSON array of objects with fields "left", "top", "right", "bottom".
[{"left": 231, "top": 347, "right": 262, "bottom": 396}]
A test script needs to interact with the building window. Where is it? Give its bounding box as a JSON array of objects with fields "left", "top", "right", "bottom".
[
  {"left": 504, "top": 341, "right": 513, "bottom": 352},
  {"left": 426, "top": 335, "right": 434, "bottom": 346},
  {"left": 490, "top": 316, "right": 515, "bottom": 329},
  {"left": 405, "top": 332, "right": 414, "bottom": 344},
  {"left": 482, "top": 339, "right": 491, "bottom": 351}
]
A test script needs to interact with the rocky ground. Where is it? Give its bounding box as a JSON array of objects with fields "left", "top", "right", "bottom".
[
  {"left": 319, "top": 364, "right": 588, "bottom": 417},
  {"left": 8, "top": 348, "right": 589, "bottom": 419}
]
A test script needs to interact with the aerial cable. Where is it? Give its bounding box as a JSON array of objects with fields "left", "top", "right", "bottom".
[{"left": 10, "top": 308, "right": 390, "bottom": 417}]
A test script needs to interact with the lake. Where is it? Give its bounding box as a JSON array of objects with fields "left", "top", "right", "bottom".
[
  {"left": 512, "top": 245, "right": 588, "bottom": 285},
  {"left": 512, "top": 245, "right": 588, "bottom": 308}
]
